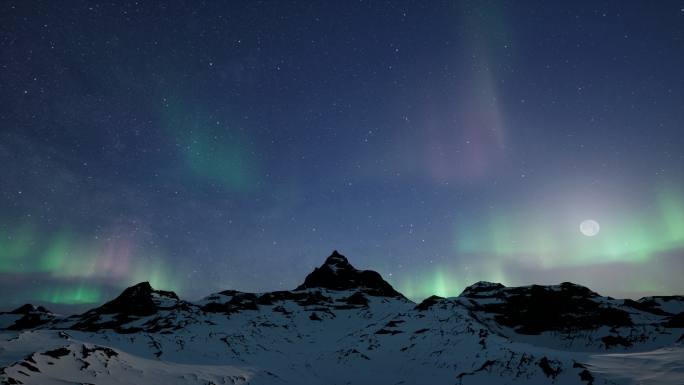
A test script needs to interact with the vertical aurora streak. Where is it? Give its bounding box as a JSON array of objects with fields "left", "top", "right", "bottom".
[
  {"left": 38, "top": 283, "right": 101, "bottom": 306},
  {"left": 659, "top": 184, "right": 684, "bottom": 243},
  {"left": 0, "top": 222, "right": 37, "bottom": 274}
]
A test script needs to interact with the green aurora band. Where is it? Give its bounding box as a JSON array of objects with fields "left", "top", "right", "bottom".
[
  {"left": 0, "top": 223, "right": 180, "bottom": 306},
  {"left": 2, "top": 182, "right": 682, "bottom": 306},
  {"left": 38, "top": 283, "right": 102, "bottom": 305},
  {"left": 157, "top": 88, "right": 255, "bottom": 192},
  {"left": 392, "top": 183, "right": 684, "bottom": 301},
  {"left": 456, "top": 184, "right": 684, "bottom": 268}
]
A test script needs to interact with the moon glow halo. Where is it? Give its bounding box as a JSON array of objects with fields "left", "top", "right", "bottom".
[{"left": 580, "top": 220, "right": 600, "bottom": 236}]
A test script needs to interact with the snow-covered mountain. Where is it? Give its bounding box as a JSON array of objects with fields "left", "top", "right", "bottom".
[{"left": 1, "top": 251, "right": 683, "bottom": 384}]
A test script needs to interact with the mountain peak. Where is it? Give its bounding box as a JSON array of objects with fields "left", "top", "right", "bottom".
[
  {"left": 96, "top": 282, "right": 179, "bottom": 317},
  {"left": 459, "top": 281, "right": 506, "bottom": 298},
  {"left": 296, "top": 251, "right": 404, "bottom": 298},
  {"left": 9, "top": 304, "right": 50, "bottom": 315},
  {"left": 322, "top": 250, "right": 354, "bottom": 272}
]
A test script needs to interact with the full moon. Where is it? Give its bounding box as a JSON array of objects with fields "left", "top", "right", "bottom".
[{"left": 580, "top": 220, "right": 600, "bottom": 236}]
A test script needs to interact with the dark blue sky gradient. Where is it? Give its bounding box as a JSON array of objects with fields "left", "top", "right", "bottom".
[{"left": 1, "top": 1, "right": 682, "bottom": 314}]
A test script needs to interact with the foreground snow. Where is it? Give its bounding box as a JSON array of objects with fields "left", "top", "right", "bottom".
[{"left": 586, "top": 347, "right": 684, "bottom": 384}]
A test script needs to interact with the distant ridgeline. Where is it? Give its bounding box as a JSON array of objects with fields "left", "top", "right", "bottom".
[{"left": 2, "top": 250, "right": 683, "bottom": 384}]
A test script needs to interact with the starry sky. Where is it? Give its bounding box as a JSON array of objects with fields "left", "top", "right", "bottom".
[{"left": 1, "top": 1, "right": 683, "bottom": 315}]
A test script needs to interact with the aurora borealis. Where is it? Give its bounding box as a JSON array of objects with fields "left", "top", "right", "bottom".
[{"left": 1, "top": 1, "right": 682, "bottom": 314}]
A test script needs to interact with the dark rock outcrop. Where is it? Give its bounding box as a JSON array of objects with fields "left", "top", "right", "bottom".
[
  {"left": 623, "top": 299, "right": 672, "bottom": 316},
  {"left": 664, "top": 311, "right": 684, "bottom": 328},
  {"left": 462, "top": 282, "right": 632, "bottom": 335},
  {"left": 96, "top": 282, "right": 178, "bottom": 317},
  {"left": 414, "top": 295, "right": 443, "bottom": 311},
  {"left": 1, "top": 304, "right": 55, "bottom": 331},
  {"left": 68, "top": 282, "right": 180, "bottom": 332},
  {"left": 459, "top": 281, "right": 506, "bottom": 298},
  {"left": 296, "top": 251, "right": 405, "bottom": 298}
]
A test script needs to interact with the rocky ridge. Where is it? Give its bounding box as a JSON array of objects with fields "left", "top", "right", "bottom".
[{"left": 1, "top": 251, "right": 683, "bottom": 384}]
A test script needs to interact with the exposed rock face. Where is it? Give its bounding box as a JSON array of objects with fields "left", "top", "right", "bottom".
[
  {"left": 460, "top": 281, "right": 633, "bottom": 335},
  {"left": 67, "top": 282, "right": 181, "bottom": 333},
  {"left": 458, "top": 281, "right": 506, "bottom": 298},
  {"left": 665, "top": 311, "right": 684, "bottom": 328},
  {"left": 1, "top": 304, "right": 55, "bottom": 330},
  {"left": 97, "top": 282, "right": 178, "bottom": 316},
  {"left": 295, "top": 250, "right": 405, "bottom": 298},
  {"left": 8, "top": 304, "right": 49, "bottom": 315}
]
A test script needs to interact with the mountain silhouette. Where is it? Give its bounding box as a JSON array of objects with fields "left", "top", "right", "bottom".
[
  {"left": 295, "top": 250, "right": 406, "bottom": 298},
  {"left": 1, "top": 251, "right": 683, "bottom": 384}
]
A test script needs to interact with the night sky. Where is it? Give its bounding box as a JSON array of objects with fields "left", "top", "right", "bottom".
[{"left": 2, "top": 1, "right": 683, "bottom": 315}]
